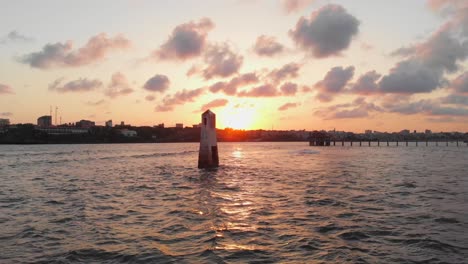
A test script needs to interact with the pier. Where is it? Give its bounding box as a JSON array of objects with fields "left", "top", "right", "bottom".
[{"left": 309, "top": 140, "right": 467, "bottom": 147}]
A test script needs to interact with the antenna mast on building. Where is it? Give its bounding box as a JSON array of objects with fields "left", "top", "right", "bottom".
[{"left": 55, "top": 106, "right": 58, "bottom": 126}]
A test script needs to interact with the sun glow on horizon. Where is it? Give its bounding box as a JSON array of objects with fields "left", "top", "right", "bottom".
[{"left": 218, "top": 107, "right": 257, "bottom": 130}]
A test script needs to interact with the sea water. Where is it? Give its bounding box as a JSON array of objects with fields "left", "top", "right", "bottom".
[{"left": 1, "top": 142, "right": 467, "bottom": 263}]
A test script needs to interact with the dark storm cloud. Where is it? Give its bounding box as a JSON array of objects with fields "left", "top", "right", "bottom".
[
  {"left": 384, "top": 98, "right": 468, "bottom": 116},
  {"left": 19, "top": 33, "right": 130, "bottom": 69},
  {"left": 208, "top": 72, "right": 259, "bottom": 95},
  {"left": 253, "top": 35, "right": 284, "bottom": 56},
  {"left": 200, "top": 99, "right": 229, "bottom": 111},
  {"left": 238, "top": 84, "right": 279, "bottom": 97},
  {"left": 143, "top": 74, "right": 170, "bottom": 93},
  {"left": 105, "top": 72, "right": 134, "bottom": 98},
  {"left": 201, "top": 43, "right": 243, "bottom": 80},
  {"left": 278, "top": 102, "right": 299, "bottom": 111},
  {"left": 49, "top": 78, "right": 102, "bottom": 93},
  {"left": 154, "top": 18, "right": 214, "bottom": 61},
  {"left": 289, "top": 4, "right": 359, "bottom": 58}
]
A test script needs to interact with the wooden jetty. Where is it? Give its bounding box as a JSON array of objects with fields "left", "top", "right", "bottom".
[{"left": 309, "top": 140, "right": 467, "bottom": 147}]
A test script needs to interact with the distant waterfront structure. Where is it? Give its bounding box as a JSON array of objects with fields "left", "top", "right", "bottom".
[
  {"left": 365, "top": 130, "right": 372, "bottom": 134},
  {"left": 76, "top": 120, "right": 95, "bottom": 128},
  {"left": 37, "top": 116, "right": 52, "bottom": 127},
  {"left": 175, "top": 123, "right": 183, "bottom": 129},
  {"left": 119, "top": 129, "right": 137, "bottom": 137},
  {"left": 309, "top": 130, "right": 331, "bottom": 146},
  {"left": 425, "top": 129, "right": 432, "bottom": 134},
  {"left": 198, "top": 110, "right": 219, "bottom": 168},
  {"left": 0, "top": 118, "right": 10, "bottom": 127},
  {"left": 105, "top": 120, "right": 113, "bottom": 128}
]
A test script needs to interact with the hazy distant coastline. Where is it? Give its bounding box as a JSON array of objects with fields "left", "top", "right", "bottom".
[{"left": 1, "top": 124, "right": 467, "bottom": 145}]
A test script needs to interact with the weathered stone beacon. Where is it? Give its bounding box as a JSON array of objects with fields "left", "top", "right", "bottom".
[{"left": 198, "top": 109, "right": 219, "bottom": 168}]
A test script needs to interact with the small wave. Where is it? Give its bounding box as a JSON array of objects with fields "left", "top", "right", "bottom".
[
  {"left": 338, "top": 231, "right": 370, "bottom": 241},
  {"left": 295, "top": 149, "right": 320, "bottom": 155}
]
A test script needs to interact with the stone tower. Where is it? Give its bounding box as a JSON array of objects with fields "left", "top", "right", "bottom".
[{"left": 198, "top": 110, "right": 219, "bottom": 168}]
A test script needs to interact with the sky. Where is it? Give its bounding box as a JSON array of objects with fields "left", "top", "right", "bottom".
[{"left": 1, "top": 0, "right": 468, "bottom": 132}]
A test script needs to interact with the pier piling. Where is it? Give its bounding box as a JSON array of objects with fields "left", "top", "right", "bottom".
[{"left": 198, "top": 110, "right": 219, "bottom": 169}]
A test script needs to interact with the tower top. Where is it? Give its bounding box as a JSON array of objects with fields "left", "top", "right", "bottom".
[{"left": 202, "top": 109, "right": 215, "bottom": 116}]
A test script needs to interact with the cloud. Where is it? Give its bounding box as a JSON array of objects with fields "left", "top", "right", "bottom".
[
  {"left": 381, "top": 20, "right": 468, "bottom": 94},
  {"left": 379, "top": 60, "right": 442, "bottom": 94},
  {"left": 200, "top": 99, "right": 228, "bottom": 111},
  {"left": 153, "top": 18, "right": 214, "bottom": 61},
  {"left": 267, "top": 62, "right": 301, "bottom": 83},
  {"left": 314, "top": 66, "right": 354, "bottom": 101},
  {"left": 427, "top": 0, "right": 468, "bottom": 37},
  {"left": 385, "top": 98, "right": 468, "bottom": 116},
  {"left": 19, "top": 33, "right": 130, "bottom": 69},
  {"left": 49, "top": 78, "right": 102, "bottom": 93},
  {"left": 280, "top": 82, "right": 298, "bottom": 95},
  {"left": 314, "top": 97, "right": 382, "bottom": 119},
  {"left": 143, "top": 74, "right": 170, "bottom": 93},
  {"left": 1, "top": 30, "right": 33, "bottom": 44},
  {"left": 289, "top": 4, "right": 359, "bottom": 58},
  {"left": 350, "top": 70, "right": 381, "bottom": 95},
  {"left": 281, "top": 0, "right": 315, "bottom": 13},
  {"left": 155, "top": 88, "right": 205, "bottom": 112},
  {"left": 145, "top": 95, "right": 156, "bottom": 101},
  {"left": 200, "top": 43, "right": 243, "bottom": 80},
  {"left": 449, "top": 71, "right": 468, "bottom": 94},
  {"left": 278, "top": 102, "right": 300, "bottom": 111},
  {"left": 253, "top": 35, "right": 284, "bottom": 56},
  {"left": 238, "top": 83, "right": 279, "bottom": 97},
  {"left": 0, "top": 112, "right": 13, "bottom": 117},
  {"left": 104, "top": 72, "right": 134, "bottom": 98},
  {"left": 0, "top": 83, "right": 14, "bottom": 94},
  {"left": 208, "top": 72, "right": 259, "bottom": 95},
  {"left": 440, "top": 94, "right": 468, "bottom": 106},
  {"left": 85, "top": 99, "right": 106, "bottom": 106}
]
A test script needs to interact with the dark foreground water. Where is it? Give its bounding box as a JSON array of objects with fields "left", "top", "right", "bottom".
[{"left": 1, "top": 142, "right": 467, "bottom": 263}]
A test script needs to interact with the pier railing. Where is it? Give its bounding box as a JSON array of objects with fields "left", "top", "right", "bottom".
[{"left": 309, "top": 140, "right": 468, "bottom": 147}]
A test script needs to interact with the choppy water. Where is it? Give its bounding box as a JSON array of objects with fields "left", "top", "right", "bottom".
[{"left": 1, "top": 142, "right": 467, "bottom": 263}]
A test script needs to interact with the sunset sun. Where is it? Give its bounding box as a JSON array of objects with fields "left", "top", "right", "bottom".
[{"left": 219, "top": 107, "right": 257, "bottom": 130}]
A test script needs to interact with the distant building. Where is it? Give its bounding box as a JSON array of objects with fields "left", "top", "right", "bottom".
[
  {"left": 37, "top": 115, "right": 52, "bottom": 127},
  {"left": 120, "top": 121, "right": 125, "bottom": 126},
  {"left": 105, "top": 120, "right": 113, "bottom": 128},
  {"left": 400, "top": 129, "right": 410, "bottom": 135},
  {"left": 0, "top": 118, "right": 10, "bottom": 127},
  {"left": 76, "top": 120, "right": 95, "bottom": 128},
  {"left": 425, "top": 129, "right": 432, "bottom": 134},
  {"left": 155, "top": 123, "right": 164, "bottom": 128},
  {"left": 119, "top": 129, "right": 137, "bottom": 137},
  {"left": 365, "top": 130, "right": 372, "bottom": 134},
  {"left": 36, "top": 127, "right": 89, "bottom": 135},
  {"left": 193, "top": 124, "right": 201, "bottom": 128},
  {"left": 175, "top": 123, "right": 183, "bottom": 129}
]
